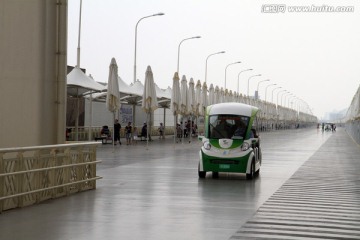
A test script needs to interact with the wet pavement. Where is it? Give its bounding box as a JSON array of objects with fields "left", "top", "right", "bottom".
[
  {"left": 0, "top": 128, "right": 358, "bottom": 240},
  {"left": 231, "top": 128, "right": 360, "bottom": 239}
]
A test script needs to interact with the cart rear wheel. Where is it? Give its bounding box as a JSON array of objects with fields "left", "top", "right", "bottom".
[{"left": 198, "top": 163, "right": 206, "bottom": 178}]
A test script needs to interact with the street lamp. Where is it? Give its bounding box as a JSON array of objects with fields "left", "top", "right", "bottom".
[
  {"left": 133, "top": 12, "right": 164, "bottom": 83},
  {"left": 277, "top": 90, "right": 287, "bottom": 107},
  {"left": 282, "top": 92, "right": 292, "bottom": 107},
  {"left": 288, "top": 95, "right": 296, "bottom": 108},
  {"left": 271, "top": 86, "right": 282, "bottom": 103},
  {"left": 205, "top": 51, "right": 225, "bottom": 83},
  {"left": 247, "top": 74, "right": 261, "bottom": 97},
  {"left": 256, "top": 79, "right": 270, "bottom": 100},
  {"left": 237, "top": 69, "right": 253, "bottom": 94},
  {"left": 177, "top": 36, "right": 201, "bottom": 73},
  {"left": 225, "top": 61, "right": 241, "bottom": 89},
  {"left": 264, "top": 83, "right": 276, "bottom": 102}
]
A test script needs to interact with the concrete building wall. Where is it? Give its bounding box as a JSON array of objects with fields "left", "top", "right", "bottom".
[
  {"left": 0, "top": 0, "right": 67, "bottom": 148},
  {"left": 84, "top": 100, "right": 175, "bottom": 128}
]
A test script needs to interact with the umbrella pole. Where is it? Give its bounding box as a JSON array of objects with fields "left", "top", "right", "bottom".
[
  {"left": 146, "top": 112, "right": 149, "bottom": 150},
  {"left": 112, "top": 112, "right": 115, "bottom": 151},
  {"left": 173, "top": 114, "right": 176, "bottom": 146},
  {"left": 182, "top": 115, "right": 184, "bottom": 145},
  {"left": 189, "top": 114, "right": 192, "bottom": 143}
]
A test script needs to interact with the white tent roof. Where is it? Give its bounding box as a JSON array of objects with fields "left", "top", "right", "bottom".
[
  {"left": 67, "top": 67, "right": 106, "bottom": 96},
  {"left": 128, "top": 80, "right": 144, "bottom": 96},
  {"left": 117, "top": 76, "right": 134, "bottom": 96}
]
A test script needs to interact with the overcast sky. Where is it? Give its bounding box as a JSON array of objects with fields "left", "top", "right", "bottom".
[{"left": 67, "top": 0, "right": 360, "bottom": 119}]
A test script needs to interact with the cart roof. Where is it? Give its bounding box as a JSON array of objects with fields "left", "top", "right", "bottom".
[{"left": 207, "top": 102, "right": 258, "bottom": 117}]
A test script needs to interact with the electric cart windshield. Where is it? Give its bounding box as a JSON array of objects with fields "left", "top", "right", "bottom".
[{"left": 208, "top": 115, "right": 250, "bottom": 140}]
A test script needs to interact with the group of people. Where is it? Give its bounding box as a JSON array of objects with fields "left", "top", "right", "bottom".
[
  {"left": 318, "top": 123, "right": 336, "bottom": 132},
  {"left": 100, "top": 120, "right": 166, "bottom": 145},
  {"left": 176, "top": 121, "right": 198, "bottom": 140}
]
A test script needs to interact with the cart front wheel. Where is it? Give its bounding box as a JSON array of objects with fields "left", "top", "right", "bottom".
[
  {"left": 198, "top": 163, "right": 206, "bottom": 179},
  {"left": 246, "top": 159, "right": 255, "bottom": 180}
]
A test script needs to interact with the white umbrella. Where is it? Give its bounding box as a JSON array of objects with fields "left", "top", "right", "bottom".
[
  {"left": 106, "top": 58, "right": 121, "bottom": 147},
  {"left": 180, "top": 75, "right": 188, "bottom": 116},
  {"left": 199, "top": 82, "right": 208, "bottom": 116},
  {"left": 142, "top": 66, "right": 158, "bottom": 149},
  {"left": 229, "top": 90, "right": 234, "bottom": 102},
  {"left": 214, "top": 85, "right": 220, "bottom": 104},
  {"left": 208, "top": 83, "right": 215, "bottom": 105},
  {"left": 171, "top": 72, "right": 181, "bottom": 144},
  {"left": 234, "top": 92, "right": 238, "bottom": 103},
  {"left": 180, "top": 75, "right": 188, "bottom": 143},
  {"left": 187, "top": 78, "right": 195, "bottom": 143},
  {"left": 224, "top": 89, "right": 229, "bottom": 102},
  {"left": 195, "top": 80, "right": 202, "bottom": 117},
  {"left": 171, "top": 72, "right": 181, "bottom": 115},
  {"left": 220, "top": 87, "right": 225, "bottom": 103},
  {"left": 188, "top": 78, "right": 195, "bottom": 114}
]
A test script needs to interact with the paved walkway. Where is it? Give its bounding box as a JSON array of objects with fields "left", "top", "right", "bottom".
[
  {"left": 231, "top": 128, "right": 360, "bottom": 239},
  {"left": 0, "top": 128, "right": 359, "bottom": 240}
]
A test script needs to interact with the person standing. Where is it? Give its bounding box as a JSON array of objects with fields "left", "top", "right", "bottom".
[
  {"left": 125, "top": 122, "right": 132, "bottom": 145},
  {"left": 158, "top": 122, "right": 165, "bottom": 139},
  {"left": 132, "top": 127, "right": 139, "bottom": 145},
  {"left": 114, "top": 119, "right": 121, "bottom": 145}
]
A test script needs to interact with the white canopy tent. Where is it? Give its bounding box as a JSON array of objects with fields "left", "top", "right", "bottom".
[{"left": 67, "top": 67, "right": 106, "bottom": 140}]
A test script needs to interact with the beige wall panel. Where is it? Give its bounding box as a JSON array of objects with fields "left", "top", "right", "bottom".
[{"left": 0, "top": 0, "right": 67, "bottom": 148}]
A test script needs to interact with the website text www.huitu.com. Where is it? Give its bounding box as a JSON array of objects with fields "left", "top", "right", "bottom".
[{"left": 261, "top": 4, "right": 354, "bottom": 13}]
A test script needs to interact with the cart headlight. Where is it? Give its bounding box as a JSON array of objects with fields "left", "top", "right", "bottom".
[
  {"left": 203, "top": 141, "right": 211, "bottom": 150},
  {"left": 241, "top": 142, "right": 250, "bottom": 151}
]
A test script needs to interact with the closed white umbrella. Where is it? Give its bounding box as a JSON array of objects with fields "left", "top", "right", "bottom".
[
  {"left": 180, "top": 75, "right": 188, "bottom": 143},
  {"left": 220, "top": 87, "right": 225, "bottom": 103},
  {"left": 142, "top": 66, "right": 158, "bottom": 113},
  {"left": 208, "top": 83, "right": 215, "bottom": 105},
  {"left": 235, "top": 92, "right": 239, "bottom": 102},
  {"left": 229, "top": 90, "right": 234, "bottom": 102},
  {"left": 171, "top": 72, "right": 181, "bottom": 144},
  {"left": 188, "top": 78, "right": 195, "bottom": 114},
  {"left": 142, "top": 66, "right": 158, "bottom": 149},
  {"left": 214, "top": 85, "right": 220, "bottom": 104},
  {"left": 195, "top": 80, "right": 202, "bottom": 117},
  {"left": 171, "top": 72, "right": 181, "bottom": 115},
  {"left": 187, "top": 78, "right": 195, "bottom": 143},
  {"left": 239, "top": 93, "right": 245, "bottom": 104},
  {"left": 106, "top": 58, "right": 121, "bottom": 147},
  {"left": 180, "top": 75, "right": 188, "bottom": 116},
  {"left": 224, "top": 89, "right": 229, "bottom": 102},
  {"left": 199, "top": 82, "right": 208, "bottom": 116}
]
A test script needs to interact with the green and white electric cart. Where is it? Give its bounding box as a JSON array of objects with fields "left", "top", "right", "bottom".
[{"left": 198, "top": 102, "right": 262, "bottom": 179}]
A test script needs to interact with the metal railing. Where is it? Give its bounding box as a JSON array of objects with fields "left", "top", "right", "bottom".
[
  {"left": 0, "top": 142, "right": 101, "bottom": 213},
  {"left": 67, "top": 126, "right": 203, "bottom": 141}
]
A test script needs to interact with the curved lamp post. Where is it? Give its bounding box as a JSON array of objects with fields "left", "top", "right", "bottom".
[
  {"left": 177, "top": 36, "right": 201, "bottom": 73},
  {"left": 277, "top": 90, "right": 287, "bottom": 107},
  {"left": 271, "top": 86, "right": 282, "bottom": 103},
  {"left": 256, "top": 79, "right": 270, "bottom": 100},
  {"left": 288, "top": 95, "right": 296, "bottom": 108},
  {"left": 237, "top": 69, "right": 253, "bottom": 94},
  {"left": 264, "top": 83, "right": 276, "bottom": 102},
  {"left": 205, "top": 51, "right": 225, "bottom": 83},
  {"left": 224, "top": 61, "right": 241, "bottom": 89},
  {"left": 282, "top": 92, "right": 292, "bottom": 107},
  {"left": 247, "top": 74, "right": 261, "bottom": 97},
  {"left": 134, "top": 12, "right": 164, "bottom": 83}
]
